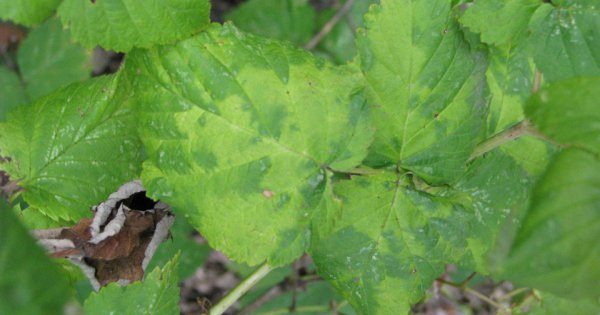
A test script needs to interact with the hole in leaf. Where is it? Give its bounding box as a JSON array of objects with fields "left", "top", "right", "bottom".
[{"left": 121, "top": 191, "right": 157, "bottom": 211}]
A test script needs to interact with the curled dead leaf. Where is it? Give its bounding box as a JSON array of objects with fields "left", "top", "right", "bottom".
[{"left": 37, "top": 181, "right": 174, "bottom": 290}]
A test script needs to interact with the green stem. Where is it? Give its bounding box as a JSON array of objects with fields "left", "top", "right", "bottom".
[
  {"left": 498, "top": 287, "right": 530, "bottom": 302},
  {"left": 469, "top": 120, "right": 532, "bottom": 161},
  {"left": 209, "top": 263, "right": 274, "bottom": 315},
  {"left": 463, "top": 287, "right": 506, "bottom": 310}
]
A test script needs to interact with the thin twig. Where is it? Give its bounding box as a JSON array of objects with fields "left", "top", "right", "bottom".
[
  {"left": 499, "top": 287, "right": 530, "bottom": 302},
  {"left": 290, "top": 261, "right": 300, "bottom": 312},
  {"left": 209, "top": 263, "right": 274, "bottom": 315},
  {"left": 436, "top": 278, "right": 508, "bottom": 312},
  {"left": 459, "top": 272, "right": 477, "bottom": 288},
  {"left": 435, "top": 278, "right": 461, "bottom": 287},
  {"left": 344, "top": 11, "right": 358, "bottom": 35},
  {"left": 464, "top": 287, "right": 506, "bottom": 310},
  {"left": 304, "top": 0, "right": 356, "bottom": 50}
]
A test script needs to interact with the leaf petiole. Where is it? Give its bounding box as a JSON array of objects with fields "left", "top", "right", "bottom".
[
  {"left": 208, "top": 263, "right": 274, "bottom": 315},
  {"left": 469, "top": 120, "right": 534, "bottom": 161}
]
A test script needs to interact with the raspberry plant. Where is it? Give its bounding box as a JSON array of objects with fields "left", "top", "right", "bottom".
[{"left": 0, "top": 0, "right": 598, "bottom": 314}]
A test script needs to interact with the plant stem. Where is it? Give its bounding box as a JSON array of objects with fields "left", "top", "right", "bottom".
[
  {"left": 209, "top": 263, "right": 274, "bottom": 315},
  {"left": 469, "top": 120, "right": 532, "bottom": 161},
  {"left": 463, "top": 287, "right": 506, "bottom": 310},
  {"left": 459, "top": 272, "right": 477, "bottom": 288},
  {"left": 499, "top": 287, "right": 530, "bottom": 302},
  {"left": 348, "top": 166, "right": 383, "bottom": 175},
  {"left": 436, "top": 278, "right": 507, "bottom": 312},
  {"left": 305, "top": 0, "right": 355, "bottom": 50}
]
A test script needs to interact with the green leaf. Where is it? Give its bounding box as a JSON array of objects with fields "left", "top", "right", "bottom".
[
  {"left": 524, "top": 291, "right": 600, "bottom": 315},
  {"left": 316, "top": 0, "right": 378, "bottom": 64},
  {"left": 18, "top": 18, "right": 91, "bottom": 100},
  {"left": 499, "top": 148, "right": 600, "bottom": 300},
  {"left": 0, "top": 199, "right": 71, "bottom": 315},
  {"left": 452, "top": 137, "right": 552, "bottom": 272},
  {"left": 486, "top": 44, "right": 535, "bottom": 135},
  {"left": 57, "top": 0, "right": 211, "bottom": 52},
  {"left": 0, "top": 66, "right": 28, "bottom": 121},
  {"left": 13, "top": 205, "right": 72, "bottom": 230},
  {"left": 226, "top": 0, "right": 316, "bottom": 46},
  {"left": 529, "top": 0, "right": 600, "bottom": 82},
  {"left": 311, "top": 171, "right": 474, "bottom": 314},
  {"left": 460, "top": 0, "right": 600, "bottom": 82},
  {"left": 459, "top": 0, "right": 541, "bottom": 46},
  {"left": 128, "top": 23, "right": 373, "bottom": 266},
  {"left": 0, "top": 0, "right": 61, "bottom": 26},
  {"left": 357, "top": 0, "right": 488, "bottom": 184},
  {"left": 0, "top": 74, "right": 143, "bottom": 222},
  {"left": 525, "top": 76, "right": 600, "bottom": 155},
  {"left": 83, "top": 252, "right": 180, "bottom": 315},
  {"left": 146, "top": 219, "right": 210, "bottom": 279}
]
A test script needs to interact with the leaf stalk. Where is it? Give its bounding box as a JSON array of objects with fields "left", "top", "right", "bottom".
[
  {"left": 469, "top": 120, "right": 533, "bottom": 161},
  {"left": 209, "top": 263, "right": 274, "bottom": 315}
]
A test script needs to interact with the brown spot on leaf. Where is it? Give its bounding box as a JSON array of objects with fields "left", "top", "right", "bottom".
[
  {"left": 262, "top": 189, "right": 274, "bottom": 198},
  {"left": 0, "top": 23, "right": 25, "bottom": 53}
]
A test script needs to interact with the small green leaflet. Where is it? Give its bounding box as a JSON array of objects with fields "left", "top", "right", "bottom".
[
  {"left": 226, "top": 0, "right": 316, "bottom": 46},
  {"left": 0, "top": 199, "right": 71, "bottom": 315},
  {"left": 13, "top": 204, "right": 72, "bottom": 230},
  {"left": 311, "top": 171, "right": 474, "bottom": 314},
  {"left": 0, "top": 74, "right": 143, "bottom": 222},
  {"left": 525, "top": 76, "right": 600, "bottom": 155},
  {"left": 499, "top": 148, "right": 600, "bottom": 300},
  {"left": 58, "top": 0, "right": 211, "bottom": 52},
  {"left": 0, "top": 18, "right": 91, "bottom": 120},
  {"left": 460, "top": 0, "right": 600, "bottom": 83},
  {"left": 459, "top": 0, "right": 541, "bottom": 46},
  {"left": 0, "top": 0, "right": 61, "bottom": 26},
  {"left": 0, "top": 66, "right": 27, "bottom": 121},
  {"left": 84, "top": 253, "right": 181, "bottom": 315},
  {"left": 18, "top": 18, "right": 91, "bottom": 100},
  {"left": 128, "top": 23, "right": 373, "bottom": 266},
  {"left": 357, "top": 0, "right": 488, "bottom": 184}
]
